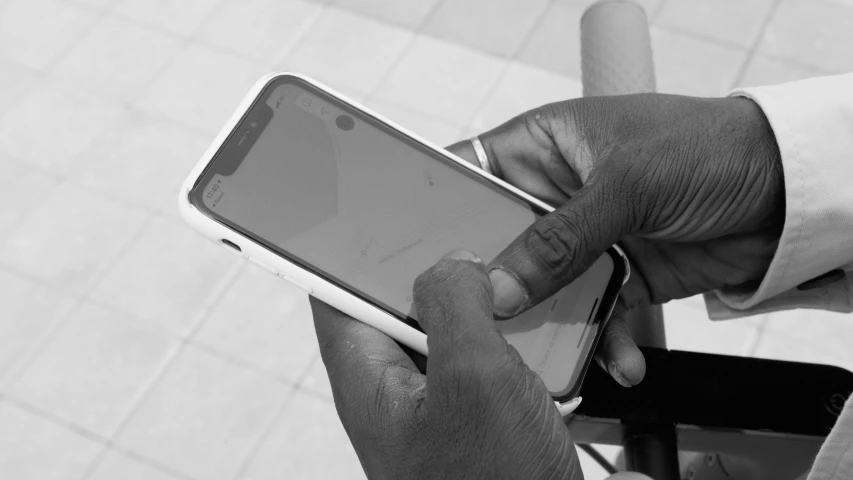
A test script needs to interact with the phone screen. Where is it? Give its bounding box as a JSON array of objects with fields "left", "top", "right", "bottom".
[{"left": 190, "top": 76, "right": 619, "bottom": 398}]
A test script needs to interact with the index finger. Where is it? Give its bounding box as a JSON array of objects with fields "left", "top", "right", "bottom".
[
  {"left": 444, "top": 109, "right": 582, "bottom": 208},
  {"left": 413, "top": 250, "right": 506, "bottom": 367}
]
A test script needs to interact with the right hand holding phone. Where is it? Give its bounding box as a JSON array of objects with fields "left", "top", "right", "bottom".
[
  {"left": 447, "top": 93, "right": 785, "bottom": 388},
  {"left": 311, "top": 250, "right": 653, "bottom": 480},
  {"left": 312, "top": 250, "right": 582, "bottom": 480}
]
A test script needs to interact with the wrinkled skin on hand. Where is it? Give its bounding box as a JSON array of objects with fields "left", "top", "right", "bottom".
[
  {"left": 310, "top": 93, "right": 783, "bottom": 479},
  {"left": 447, "top": 93, "right": 784, "bottom": 385},
  {"left": 311, "top": 251, "right": 583, "bottom": 480}
]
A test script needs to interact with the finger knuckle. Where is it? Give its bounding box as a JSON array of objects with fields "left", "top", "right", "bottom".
[
  {"left": 527, "top": 211, "right": 586, "bottom": 274},
  {"left": 414, "top": 259, "right": 459, "bottom": 293},
  {"left": 413, "top": 260, "right": 490, "bottom": 307}
]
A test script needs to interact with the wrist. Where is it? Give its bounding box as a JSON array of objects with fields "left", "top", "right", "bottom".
[
  {"left": 728, "top": 96, "right": 785, "bottom": 235},
  {"left": 722, "top": 96, "right": 785, "bottom": 286}
]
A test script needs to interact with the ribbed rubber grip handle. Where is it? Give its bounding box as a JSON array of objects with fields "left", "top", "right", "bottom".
[
  {"left": 580, "top": 0, "right": 656, "bottom": 96},
  {"left": 580, "top": 0, "right": 665, "bottom": 348}
]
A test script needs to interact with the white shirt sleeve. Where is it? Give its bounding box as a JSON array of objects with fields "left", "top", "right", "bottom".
[{"left": 705, "top": 73, "right": 853, "bottom": 320}]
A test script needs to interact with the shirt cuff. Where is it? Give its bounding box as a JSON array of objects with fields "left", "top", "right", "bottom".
[
  {"left": 704, "top": 273, "right": 853, "bottom": 320},
  {"left": 710, "top": 73, "right": 853, "bottom": 315}
]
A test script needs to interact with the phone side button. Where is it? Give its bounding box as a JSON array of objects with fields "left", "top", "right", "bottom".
[
  {"left": 247, "top": 257, "right": 278, "bottom": 275},
  {"left": 280, "top": 275, "right": 313, "bottom": 295}
]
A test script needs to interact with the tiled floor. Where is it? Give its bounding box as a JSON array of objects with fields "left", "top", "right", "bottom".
[{"left": 0, "top": 0, "right": 851, "bottom": 479}]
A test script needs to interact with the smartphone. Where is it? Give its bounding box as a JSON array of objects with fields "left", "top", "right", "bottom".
[{"left": 179, "top": 73, "right": 628, "bottom": 402}]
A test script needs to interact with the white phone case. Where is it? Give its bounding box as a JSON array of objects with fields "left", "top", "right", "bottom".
[{"left": 178, "top": 72, "right": 630, "bottom": 403}]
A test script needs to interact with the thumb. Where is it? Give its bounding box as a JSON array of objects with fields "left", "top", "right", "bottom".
[
  {"left": 413, "top": 249, "right": 544, "bottom": 408},
  {"left": 488, "top": 173, "right": 634, "bottom": 318}
]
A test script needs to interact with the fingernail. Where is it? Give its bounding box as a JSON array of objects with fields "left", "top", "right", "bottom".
[
  {"left": 608, "top": 361, "right": 632, "bottom": 388},
  {"left": 556, "top": 396, "right": 583, "bottom": 416},
  {"left": 444, "top": 249, "right": 483, "bottom": 263},
  {"left": 488, "top": 268, "right": 527, "bottom": 318}
]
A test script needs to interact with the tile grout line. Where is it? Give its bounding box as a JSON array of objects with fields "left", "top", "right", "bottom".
[
  {"left": 35, "top": 257, "right": 307, "bottom": 392},
  {"left": 181, "top": 264, "right": 247, "bottom": 341},
  {"left": 63, "top": 0, "right": 113, "bottom": 10},
  {"left": 4, "top": 382, "right": 307, "bottom": 480},
  {"left": 5, "top": 0, "right": 602, "bottom": 147},
  {"left": 28, "top": 280, "right": 310, "bottom": 393},
  {"left": 0, "top": 80, "right": 219, "bottom": 197},
  {"left": 292, "top": 361, "right": 338, "bottom": 404},
  {"left": 458, "top": 0, "right": 563, "bottom": 134},
  {"left": 266, "top": 2, "right": 328, "bottom": 69},
  {"left": 77, "top": 261, "right": 246, "bottom": 480},
  {"left": 415, "top": 0, "right": 450, "bottom": 33},
  {"left": 0, "top": 93, "right": 210, "bottom": 254},
  {"left": 1, "top": 173, "right": 158, "bottom": 247},
  {"left": 104, "top": 0, "right": 230, "bottom": 41},
  {"left": 0, "top": 213, "right": 155, "bottom": 393},
  {"left": 0, "top": 262, "right": 317, "bottom": 480},
  {"left": 74, "top": 0, "right": 328, "bottom": 73},
  {"left": 73, "top": 336, "right": 188, "bottom": 480},
  {"left": 363, "top": 28, "right": 514, "bottom": 131},
  {"left": 223, "top": 282, "right": 342, "bottom": 480},
  {"left": 365, "top": 97, "right": 466, "bottom": 140},
  {"left": 186, "top": 339, "right": 303, "bottom": 388},
  {"left": 362, "top": 30, "right": 422, "bottom": 104},
  {"left": 0, "top": 300, "right": 82, "bottom": 393},
  {"left": 0, "top": 209, "right": 167, "bottom": 310},
  {"left": 0, "top": 2, "right": 123, "bottom": 239},
  {"left": 97, "top": 445, "right": 200, "bottom": 480},
  {"left": 653, "top": 23, "right": 757, "bottom": 53},
  {"left": 753, "top": 51, "right": 838, "bottom": 76},
  {"left": 115, "top": 2, "right": 231, "bottom": 108},
  {"left": 0, "top": 165, "right": 66, "bottom": 246},
  {"left": 296, "top": 384, "right": 337, "bottom": 404},
  {"left": 459, "top": 61, "right": 513, "bottom": 136},
  {"left": 0, "top": 192, "right": 154, "bottom": 292},
  {"left": 729, "top": 0, "right": 783, "bottom": 90},
  {"left": 0, "top": 395, "right": 192, "bottom": 480},
  {"left": 0, "top": 0, "right": 620, "bottom": 154},
  {"left": 649, "top": 0, "right": 671, "bottom": 23},
  {"left": 0, "top": 7, "right": 265, "bottom": 436},
  {"left": 293, "top": 0, "right": 541, "bottom": 108},
  {"left": 30, "top": 0, "right": 809, "bottom": 107},
  {"left": 2, "top": 276, "right": 324, "bottom": 480},
  {"left": 449, "top": 0, "right": 566, "bottom": 137},
  {"left": 744, "top": 315, "right": 770, "bottom": 357},
  {"left": 0, "top": 395, "right": 110, "bottom": 443},
  {"left": 228, "top": 388, "right": 303, "bottom": 480},
  {"left": 161, "top": 259, "right": 304, "bottom": 480},
  {"left": 510, "top": 0, "right": 568, "bottom": 62},
  {"left": 0, "top": 269, "right": 305, "bottom": 394},
  {"left": 267, "top": 2, "right": 340, "bottom": 72},
  {"left": 37, "top": 1, "right": 113, "bottom": 75},
  {"left": 292, "top": 349, "right": 328, "bottom": 392},
  {"left": 0, "top": 204, "right": 156, "bottom": 475},
  {"left": 2, "top": 205, "right": 315, "bottom": 420}
]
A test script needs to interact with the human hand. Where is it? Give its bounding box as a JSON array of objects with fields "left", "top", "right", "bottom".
[
  {"left": 311, "top": 249, "right": 582, "bottom": 480},
  {"left": 447, "top": 94, "right": 784, "bottom": 386}
]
